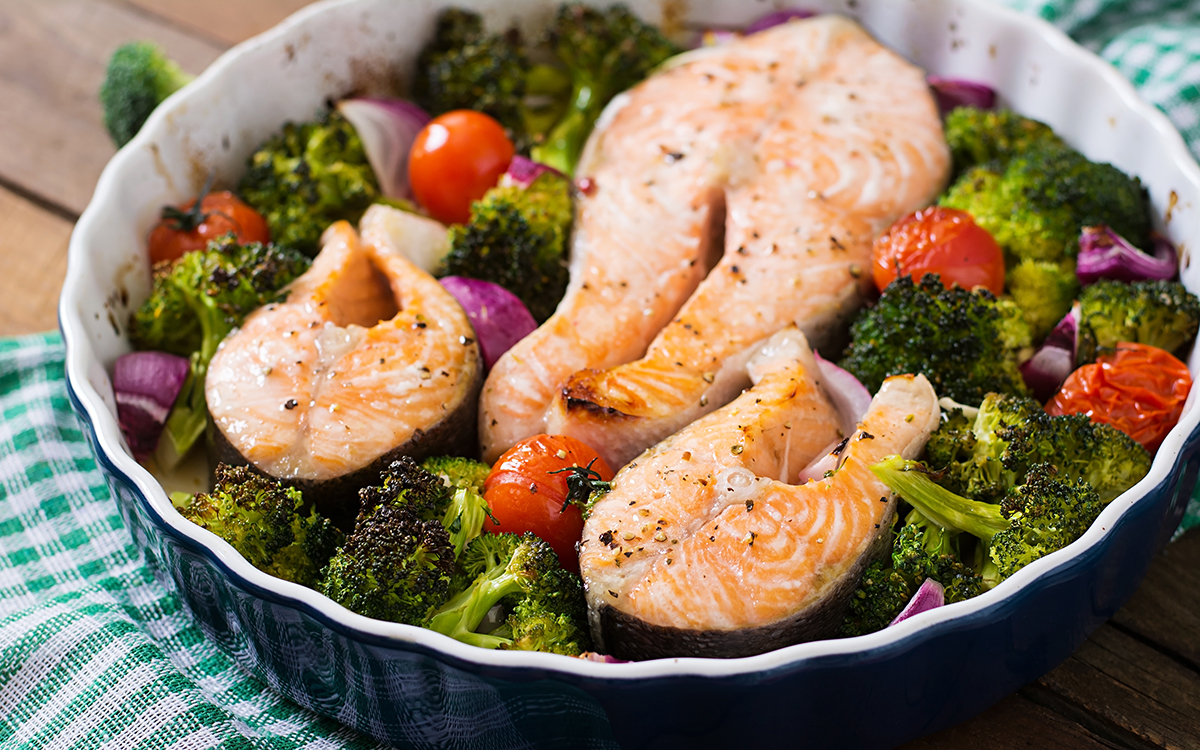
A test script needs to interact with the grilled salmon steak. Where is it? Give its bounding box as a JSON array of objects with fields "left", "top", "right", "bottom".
[
  {"left": 480, "top": 15, "right": 949, "bottom": 468},
  {"left": 206, "top": 221, "right": 482, "bottom": 528},
  {"left": 580, "top": 329, "right": 939, "bottom": 659}
]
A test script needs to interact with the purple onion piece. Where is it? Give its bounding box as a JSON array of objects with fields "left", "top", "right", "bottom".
[
  {"left": 889, "top": 578, "right": 946, "bottom": 627},
  {"left": 1076, "top": 226, "right": 1178, "bottom": 285},
  {"left": 439, "top": 276, "right": 538, "bottom": 370},
  {"left": 1020, "top": 303, "right": 1079, "bottom": 402},
  {"left": 689, "top": 28, "right": 742, "bottom": 49},
  {"left": 797, "top": 441, "right": 843, "bottom": 484},
  {"left": 926, "top": 76, "right": 997, "bottom": 115},
  {"left": 744, "top": 8, "right": 817, "bottom": 35},
  {"left": 337, "top": 98, "right": 431, "bottom": 200},
  {"left": 579, "top": 651, "right": 630, "bottom": 663},
  {"left": 813, "top": 351, "right": 872, "bottom": 437},
  {"left": 503, "top": 155, "right": 566, "bottom": 189},
  {"left": 113, "top": 351, "right": 190, "bottom": 461}
]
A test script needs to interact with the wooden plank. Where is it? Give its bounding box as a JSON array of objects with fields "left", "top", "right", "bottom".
[
  {"left": 902, "top": 693, "right": 1122, "bottom": 750},
  {"left": 1111, "top": 528, "right": 1200, "bottom": 670},
  {"left": 0, "top": 187, "right": 74, "bottom": 336},
  {"left": 1033, "top": 623, "right": 1200, "bottom": 750},
  {"left": 117, "top": 0, "right": 317, "bottom": 48},
  {"left": 0, "top": 0, "right": 223, "bottom": 216}
]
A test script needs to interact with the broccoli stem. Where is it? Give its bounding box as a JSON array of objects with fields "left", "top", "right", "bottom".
[
  {"left": 441, "top": 488, "right": 490, "bottom": 558},
  {"left": 426, "top": 566, "right": 522, "bottom": 648},
  {"left": 531, "top": 84, "right": 597, "bottom": 174},
  {"left": 871, "top": 455, "right": 1009, "bottom": 540}
]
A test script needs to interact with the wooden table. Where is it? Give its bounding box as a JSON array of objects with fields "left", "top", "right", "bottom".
[{"left": 2, "top": 1, "right": 1197, "bottom": 746}]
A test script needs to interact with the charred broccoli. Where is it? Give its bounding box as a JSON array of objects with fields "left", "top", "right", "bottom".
[
  {"left": 99, "top": 41, "right": 193, "bottom": 147},
  {"left": 426, "top": 532, "right": 591, "bottom": 655},
  {"left": 892, "top": 509, "right": 983, "bottom": 603},
  {"left": 413, "top": 8, "right": 571, "bottom": 151},
  {"left": 438, "top": 170, "right": 572, "bottom": 322},
  {"left": 360, "top": 456, "right": 492, "bottom": 558},
  {"left": 1077, "top": 280, "right": 1200, "bottom": 363},
  {"left": 942, "top": 107, "right": 1062, "bottom": 178},
  {"left": 129, "top": 235, "right": 309, "bottom": 468},
  {"left": 319, "top": 498, "right": 457, "bottom": 626},
  {"left": 926, "top": 392, "right": 1150, "bottom": 504},
  {"left": 941, "top": 142, "right": 1151, "bottom": 338},
  {"left": 238, "top": 110, "right": 380, "bottom": 257},
  {"left": 172, "top": 464, "right": 341, "bottom": 588},
  {"left": 839, "top": 274, "right": 1031, "bottom": 405},
  {"left": 530, "top": 3, "right": 681, "bottom": 174},
  {"left": 873, "top": 456, "right": 1103, "bottom": 584}
]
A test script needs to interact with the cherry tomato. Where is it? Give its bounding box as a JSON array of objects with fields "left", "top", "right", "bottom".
[
  {"left": 1046, "top": 342, "right": 1192, "bottom": 453},
  {"left": 408, "top": 110, "right": 515, "bottom": 226},
  {"left": 147, "top": 190, "right": 270, "bottom": 264},
  {"left": 872, "top": 206, "right": 1006, "bottom": 295},
  {"left": 483, "top": 435, "right": 614, "bottom": 574}
]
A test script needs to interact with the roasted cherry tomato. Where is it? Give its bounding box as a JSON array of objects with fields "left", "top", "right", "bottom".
[
  {"left": 872, "top": 206, "right": 1006, "bottom": 295},
  {"left": 1046, "top": 341, "right": 1192, "bottom": 453},
  {"left": 408, "top": 110, "right": 514, "bottom": 226},
  {"left": 483, "top": 435, "right": 614, "bottom": 574},
  {"left": 147, "top": 190, "right": 269, "bottom": 264}
]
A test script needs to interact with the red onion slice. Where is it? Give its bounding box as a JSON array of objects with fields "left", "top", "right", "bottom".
[
  {"left": 744, "top": 9, "right": 817, "bottom": 35},
  {"left": 797, "top": 439, "right": 845, "bottom": 483},
  {"left": 1020, "top": 303, "right": 1080, "bottom": 402},
  {"left": 580, "top": 652, "right": 629, "bottom": 663},
  {"left": 889, "top": 578, "right": 946, "bottom": 626},
  {"left": 503, "top": 155, "right": 566, "bottom": 189},
  {"left": 337, "top": 98, "right": 431, "bottom": 201},
  {"left": 439, "top": 276, "right": 538, "bottom": 370},
  {"left": 926, "top": 76, "right": 997, "bottom": 114},
  {"left": 113, "top": 351, "right": 190, "bottom": 461},
  {"left": 1076, "top": 226, "right": 1178, "bottom": 285},
  {"left": 814, "top": 351, "right": 872, "bottom": 436}
]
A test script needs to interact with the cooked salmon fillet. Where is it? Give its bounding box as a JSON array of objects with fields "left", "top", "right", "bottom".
[
  {"left": 206, "top": 221, "right": 481, "bottom": 501},
  {"left": 580, "top": 330, "right": 939, "bottom": 659},
  {"left": 480, "top": 15, "right": 949, "bottom": 468}
]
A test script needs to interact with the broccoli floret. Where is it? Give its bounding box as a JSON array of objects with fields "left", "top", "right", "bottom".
[
  {"left": 172, "top": 464, "right": 342, "bottom": 587},
  {"left": 438, "top": 171, "right": 573, "bottom": 322},
  {"left": 1077, "top": 280, "right": 1200, "bottom": 363},
  {"left": 238, "top": 110, "right": 380, "bottom": 257},
  {"left": 839, "top": 274, "right": 1029, "bottom": 405},
  {"left": 319, "top": 499, "right": 457, "bottom": 626},
  {"left": 990, "top": 463, "right": 1104, "bottom": 578},
  {"left": 1006, "top": 258, "right": 1080, "bottom": 340},
  {"left": 839, "top": 560, "right": 911, "bottom": 637},
  {"left": 873, "top": 456, "right": 1102, "bottom": 584},
  {"left": 129, "top": 235, "right": 310, "bottom": 468},
  {"left": 427, "top": 532, "right": 591, "bottom": 654},
  {"left": 942, "top": 107, "right": 1062, "bottom": 178},
  {"left": 927, "top": 392, "right": 1150, "bottom": 504},
  {"left": 891, "top": 509, "right": 983, "bottom": 603},
  {"left": 358, "top": 456, "right": 492, "bottom": 559},
  {"left": 421, "top": 455, "right": 492, "bottom": 494},
  {"left": 941, "top": 142, "right": 1150, "bottom": 339},
  {"left": 99, "top": 41, "right": 194, "bottom": 147},
  {"left": 529, "top": 3, "right": 681, "bottom": 174},
  {"left": 413, "top": 9, "right": 571, "bottom": 152}
]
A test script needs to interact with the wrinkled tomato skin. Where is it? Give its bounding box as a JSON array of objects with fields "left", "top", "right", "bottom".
[
  {"left": 483, "top": 434, "right": 614, "bottom": 574},
  {"left": 408, "top": 110, "right": 515, "bottom": 226},
  {"left": 872, "top": 206, "right": 1006, "bottom": 295},
  {"left": 1047, "top": 341, "right": 1192, "bottom": 453},
  {"left": 147, "top": 191, "right": 270, "bottom": 264}
]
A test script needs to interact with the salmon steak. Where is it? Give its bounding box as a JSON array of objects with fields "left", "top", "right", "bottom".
[
  {"left": 206, "top": 221, "right": 482, "bottom": 528},
  {"left": 480, "top": 15, "right": 950, "bottom": 468},
  {"left": 580, "top": 329, "right": 939, "bottom": 659}
]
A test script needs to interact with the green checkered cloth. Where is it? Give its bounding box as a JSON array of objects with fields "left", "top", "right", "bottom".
[
  {"left": 0, "top": 334, "right": 382, "bottom": 749},
  {"left": 3, "top": 3, "right": 1200, "bottom": 747}
]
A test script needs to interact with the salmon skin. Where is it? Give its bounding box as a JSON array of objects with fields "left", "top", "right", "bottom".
[
  {"left": 479, "top": 15, "right": 949, "bottom": 469},
  {"left": 580, "top": 329, "right": 939, "bottom": 659},
  {"left": 206, "top": 221, "right": 482, "bottom": 529}
]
